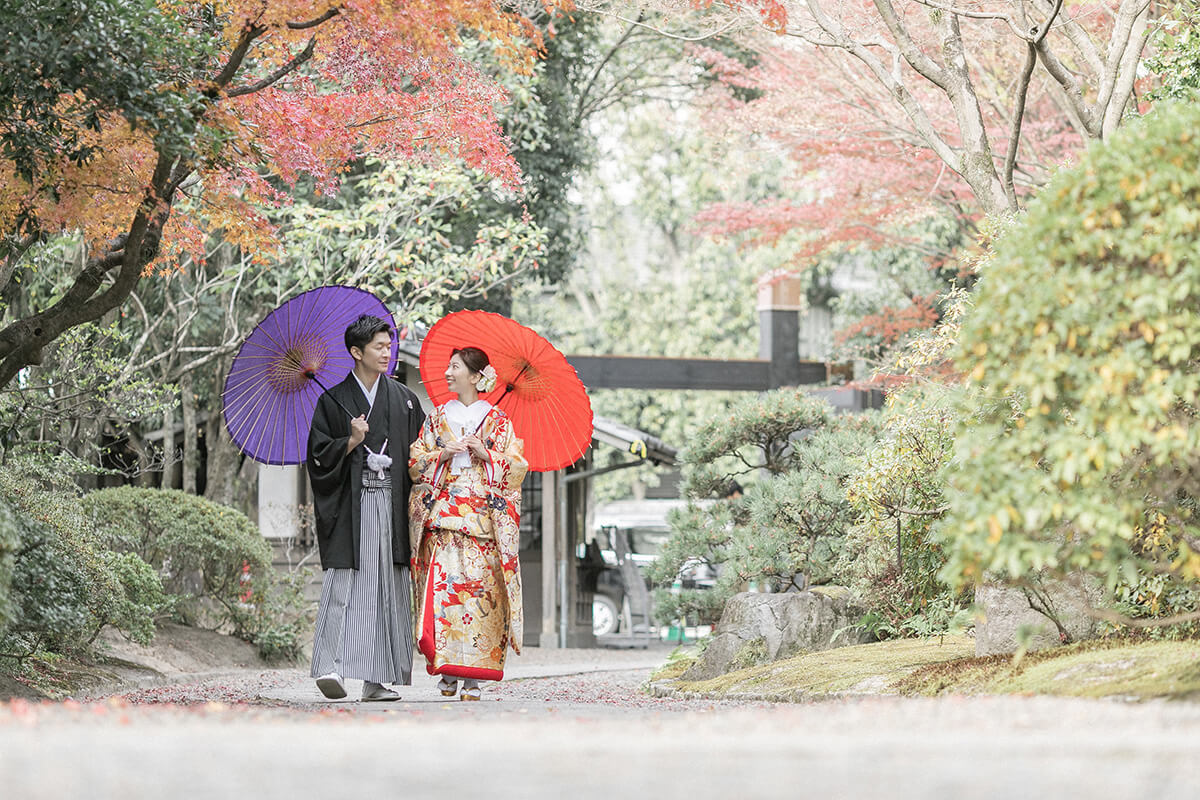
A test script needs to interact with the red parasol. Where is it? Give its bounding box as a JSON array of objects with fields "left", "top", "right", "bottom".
[{"left": 419, "top": 310, "right": 593, "bottom": 472}]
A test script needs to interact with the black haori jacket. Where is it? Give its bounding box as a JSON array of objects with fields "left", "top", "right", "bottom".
[{"left": 306, "top": 373, "right": 425, "bottom": 569}]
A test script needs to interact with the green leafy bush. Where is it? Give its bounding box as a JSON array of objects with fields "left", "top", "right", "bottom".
[
  {"left": 942, "top": 103, "right": 1200, "bottom": 610},
  {"left": 649, "top": 389, "right": 880, "bottom": 625},
  {"left": 841, "top": 382, "right": 971, "bottom": 637},
  {"left": 0, "top": 459, "right": 166, "bottom": 658},
  {"left": 1146, "top": 2, "right": 1200, "bottom": 103},
  {"left": 83, "top": 486, "right": 269, "bottom": 622},
  {"left": 100, "top": 550, "right": 168, "bottom": 647},
  {"left": 0, "top": 500, "right": 93, "bottom": 653},
  {"left": 83, "top": 486, "right": 308, "bottom": 660}
]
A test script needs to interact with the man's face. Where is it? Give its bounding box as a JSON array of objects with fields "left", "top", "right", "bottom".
[{"left": 353, "top": 331, "right": 392, "bottom": 376}]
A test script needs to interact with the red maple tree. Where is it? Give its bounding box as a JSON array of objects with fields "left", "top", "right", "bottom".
[
  {"left": 665, "top": 0, "right": 1150, "bottom": 361},
  {"left": 0, "top": 0, "right": 562, "bottom": 387}
]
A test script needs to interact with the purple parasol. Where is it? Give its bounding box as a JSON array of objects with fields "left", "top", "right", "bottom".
[{"left": 221, "top": 286, "right": 399, "bottom": 466}]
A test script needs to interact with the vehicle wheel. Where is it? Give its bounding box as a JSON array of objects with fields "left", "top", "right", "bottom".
[{"left": 592, "top": 594, "right": 620, "bottom": 637}]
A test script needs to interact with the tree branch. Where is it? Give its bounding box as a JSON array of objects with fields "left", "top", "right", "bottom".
[
  {"left": 871, "top": 0, "right": 951, "bottom": 92},
  {"left": 227, "top": 36, "right": 318, "bottom": 98},
  {"left": 287, "top": 7, "right": 339, "bottom": 29},
  {"left": 881, "top": 502, "right": 950, "bottom": 517},
  {"left": 582, "top": 6, "right": 741, "bottom": 42},
  {"left": 1098, "top": 0, "right": 1152, "bottom": 138},
  {"left": 575, "top": 17, "right": 642, "bottom": 127},
  {"left": 212, "top": 23, "right": 268, "bottom": 89},
  {"left": 0, "top": 234, "right": 38, "bottom": 296},
  {"left": 905, "top": 0, "right": 1028, "bottom": 38},
  {"left": 0, "top": 154, "right": 175, "bottom": 386},
  {"left": 1004, "top": 0, "right": 1064, "bottom": 207},
  {"left": 1034, "top": 37, "right": 1100, "bottom": 137},
  {"left": 801, "top": 0, "right": 963, "bottom": 193}
]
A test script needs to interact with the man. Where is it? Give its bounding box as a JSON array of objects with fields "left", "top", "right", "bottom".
[{"left": 307, "top": 314, "right": 425, "bottom": 701}]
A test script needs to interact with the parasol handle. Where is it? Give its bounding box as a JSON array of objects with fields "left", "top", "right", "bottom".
[{"left": 305, "top": 370, "right": 358, "bottom": 419}]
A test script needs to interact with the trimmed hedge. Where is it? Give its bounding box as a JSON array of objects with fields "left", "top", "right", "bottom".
[
  {"left": 83, "top": 487, "right": 307, "bottom": 661},
  {"left": 0, "top": 469, "right": 165, "bottom": 657}
]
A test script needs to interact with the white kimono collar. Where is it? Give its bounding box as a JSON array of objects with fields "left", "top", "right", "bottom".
[
  {"left": 444, "top": 399, "right": 492, "bottom": 435},
  {"left": 444, "top": 399, "right": 492, "bottom": 473}
]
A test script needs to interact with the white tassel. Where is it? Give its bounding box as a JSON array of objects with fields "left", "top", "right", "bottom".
[{"left": 365, "top": 439, "right": 391, "bottom": 479}]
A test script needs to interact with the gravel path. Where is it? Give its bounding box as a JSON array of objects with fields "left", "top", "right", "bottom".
[{"left": 3, "top": 647, "right": 1199, "bottom": 799}]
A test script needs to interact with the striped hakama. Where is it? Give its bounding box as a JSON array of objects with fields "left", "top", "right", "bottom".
[{"left": 310, "top": 470, "right": 413, "bottom": 684}]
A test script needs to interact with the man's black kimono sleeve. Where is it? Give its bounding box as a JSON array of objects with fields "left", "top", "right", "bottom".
[{"left": 307, "top": 390, "right": 361, "bottom": 569}]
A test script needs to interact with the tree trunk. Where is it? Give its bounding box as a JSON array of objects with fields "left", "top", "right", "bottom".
[
  {"left": 160, "top": 404, "right": 178, "bottom": 490},
  {"left": 204, "top": 356, "right": 239, "bottom": 506},
  {"left": 181, "top": 372, "right": 197, "bottom": 494},
  {"left": 127, "top": 428, "right": 154, "bottom": 487},
  {"left": 234, "top": 455, "right": 259, "bottom": 520},
  {"left": 204, "top": 408, "right": 239, "bottom": 506}
]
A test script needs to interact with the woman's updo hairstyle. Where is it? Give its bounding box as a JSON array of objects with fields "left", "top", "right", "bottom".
[{"left": 451, "top": 347, "right": 490, "bottom": 374}]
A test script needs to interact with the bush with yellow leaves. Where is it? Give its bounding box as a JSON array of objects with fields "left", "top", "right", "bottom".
[{"left": 942, "top": 102, "right": 1200, "bottom": 625}]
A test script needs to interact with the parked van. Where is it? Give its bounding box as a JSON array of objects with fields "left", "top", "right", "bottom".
[{"left": 591, "top": 499, "right": 715, "bottom": 637}]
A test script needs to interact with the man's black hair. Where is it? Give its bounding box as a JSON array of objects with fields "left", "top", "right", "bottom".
[{"left": 344, "top": 314, "right": 393, "bottom": 354}]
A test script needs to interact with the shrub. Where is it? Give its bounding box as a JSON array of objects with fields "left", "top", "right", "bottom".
[
  {"left": 101, "top": 550, "right": 168, "bottom": 646},
  {"left": 942, "top": 102, "right": 1200, "bottom": 613},
  {"left": 83, "top": 486, "right": 272, "bottom": 626},
  {"left": 0, "top": 497, "right": 93, "bottom": 654},
  {"left": 841, "top": 383, "right": 971, "bottom": 637},
  {"left": 0, "top": 461, "right": 167, "bottom": 657},
  {"left": 83, "top": 486, "right": 308, "bottom": 660},
  {"left": 649, "top": 389, "right": 881, "bottom": 625}
]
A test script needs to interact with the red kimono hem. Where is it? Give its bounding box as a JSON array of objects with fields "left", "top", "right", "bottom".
[{"left": 425, "top": 663, "right": 504, "bottom": 681}]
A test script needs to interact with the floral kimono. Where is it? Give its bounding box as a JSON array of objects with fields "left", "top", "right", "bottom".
[{"left": 408, "top": 400, "right": 527, "bottom": 681}]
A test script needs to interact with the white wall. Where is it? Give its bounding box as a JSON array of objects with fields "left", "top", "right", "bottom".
[{"left": 257, "top": 464, "right": 303, "bottom": 539}]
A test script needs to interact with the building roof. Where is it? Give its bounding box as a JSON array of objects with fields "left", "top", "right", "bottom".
[{"left": 591, "top": 416, "right": 676, "bottom": 466}]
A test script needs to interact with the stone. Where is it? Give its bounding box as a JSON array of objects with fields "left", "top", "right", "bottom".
[
  {"left": 974, "top": 577, "right": 1103, "bottom": 657},
  {"left": 681, "top": 588, "right": 873, "bottom": 681}
]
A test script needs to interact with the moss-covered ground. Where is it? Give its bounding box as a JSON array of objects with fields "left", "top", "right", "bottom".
[
  {"left": 659, "top": 637, "right": 1200, "bottom": 702},
  {"left": 665, "top": 637, "right": 974, "bottom": 701}
]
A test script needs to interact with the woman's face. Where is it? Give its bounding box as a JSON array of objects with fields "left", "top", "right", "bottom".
[{"left": 445, "top": 353, "right": 479, "bottom": 394}]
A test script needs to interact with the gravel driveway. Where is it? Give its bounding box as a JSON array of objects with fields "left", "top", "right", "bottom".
[{"left": 3, "top": 646, "right": 1198, "bottom": 799}]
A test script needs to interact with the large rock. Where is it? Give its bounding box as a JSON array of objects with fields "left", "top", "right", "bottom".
[
  {"left": 975, "top": 578, "right": 1102, "bottom": 657},
  {"left": 681, "top": 588, "right": 872, "bottom": 681}
]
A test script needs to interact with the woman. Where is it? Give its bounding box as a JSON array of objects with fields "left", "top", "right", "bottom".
[{"left": 408, "top": 346, "right": 527, "bottom": 701}]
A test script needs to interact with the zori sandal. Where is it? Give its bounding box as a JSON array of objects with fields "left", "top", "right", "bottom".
[
  {"left": 437, "top": 677, "right": 458, "bottom": 697},
  {"left": 459, "top": 686, "right": 481, "bottom": 702}
]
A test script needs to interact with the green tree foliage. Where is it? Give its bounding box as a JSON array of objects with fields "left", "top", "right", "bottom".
[
  {"left": 274, "top": 160, "right": 547, "bottom": 327},
  {"left": 839, "top": 291, "right": 974, "bottom": 636},
  {"left": 496, "top": 10, "right": 728, "bottom": 285},
  {"left": 0, "top": 0, "right": 203, "bottom": 184},
  {"left": 649, "top": 389, "right": 880, "bottom": 624},
  {"left": 942, "top": 103, "right": 1200, "bottom": 610},
  {"left": 1147, "top": 2, "right": 1200, "bottom": 103},
  {"left": 512, "top": 103, "right": 795, "bottom": 498},
  {"left": 842, "top": 385, "right": 968, "bottom": 636},
  {"left": 0, "top": 321, "right": 177, "bottom": 460},
  {"left": 829, "top": 215, "right": 972, "bottom": 368},
  {"left": 482, "top": 12, "right": 597, "bottom": 287}
]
